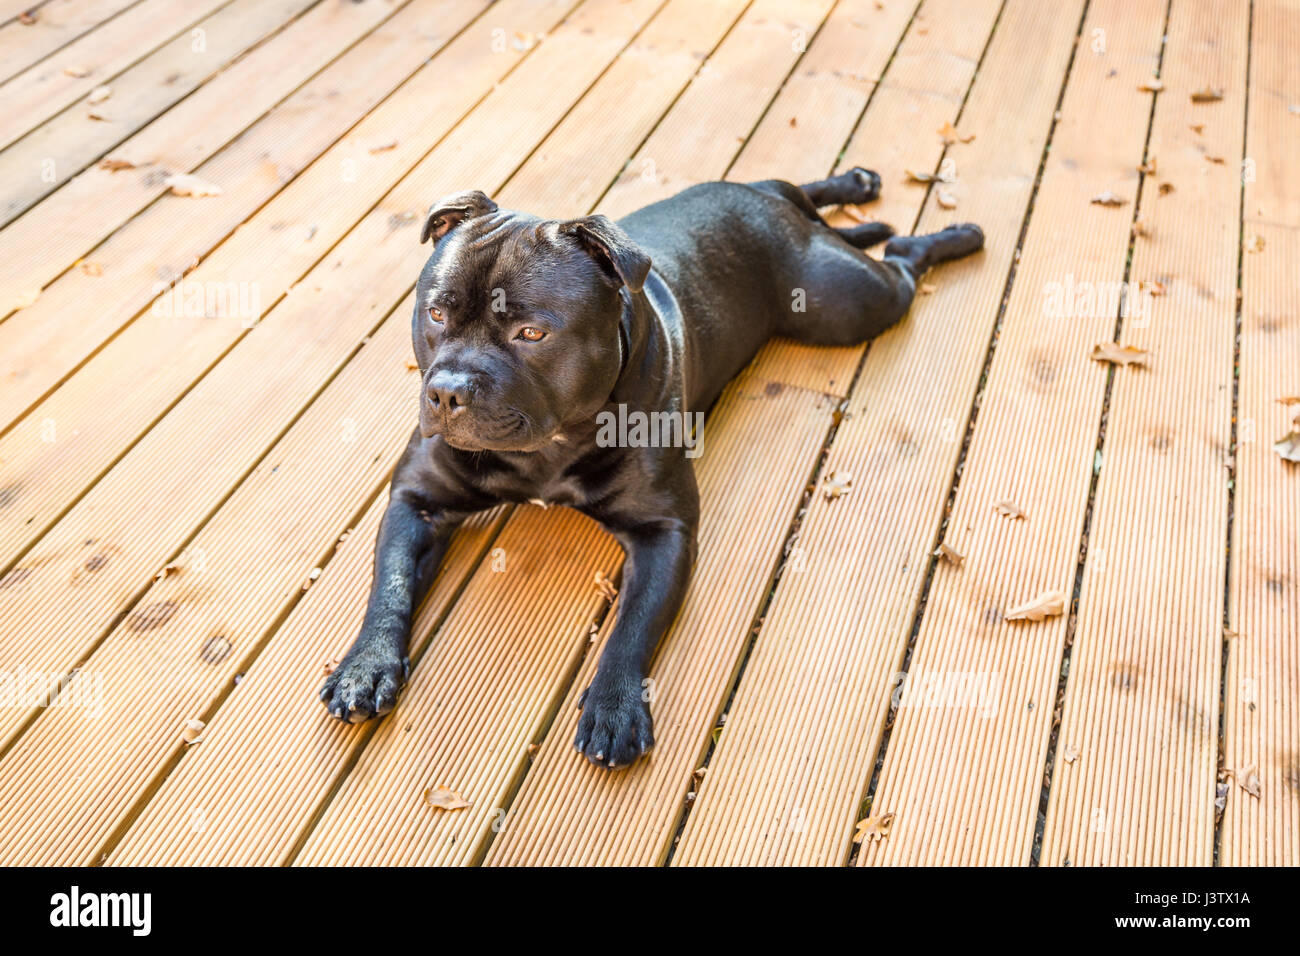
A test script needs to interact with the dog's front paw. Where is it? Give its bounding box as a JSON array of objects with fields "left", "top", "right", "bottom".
[
  {"left": 574, "top": 673, "right": 654, "bottom": 769},
  {"left": 319, "top": 647, "right": 409, "bottom": 723}
]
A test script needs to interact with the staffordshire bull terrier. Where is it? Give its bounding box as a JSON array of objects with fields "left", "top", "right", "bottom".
[{"left": 320, "top": 167, "right": 984, "bottom": 768}]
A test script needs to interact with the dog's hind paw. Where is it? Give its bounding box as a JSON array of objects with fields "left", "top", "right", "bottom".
[
  {"left": 319, "top": 649, "right": 409, "bottom": 723},
  {"left": 574, "top": 674, "right": 654, "bottom": 770}
]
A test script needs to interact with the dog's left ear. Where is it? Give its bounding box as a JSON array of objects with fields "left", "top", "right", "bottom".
[
  {"left": 421, "top": 190, "right": 498, "bottom": 244},
  {"left": 558, "top": 215, "right": 651, "bottom": 293}
]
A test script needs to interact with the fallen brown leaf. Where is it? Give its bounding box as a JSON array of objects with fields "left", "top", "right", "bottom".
[
  {"left": 1138, "top": 279, "right": 1166, "bottom": 296},
  {"left": 1158, "top": 182, "right": 1175, "bottom": 195},
  {"left": 1005, "top": 589, "right": 1066, "bottom": 622},
  {"left": 368, "top": 141, "right": 398, "bottom": 154},
  {"left": 822, "top": 469, "right": 853, "bottom": 499},
  {"left": 164, "top": 173, "right": 223, "bottom": 197},
  {"left": 1275, "top": 430, "right": 1300, "bottom": 463},
  {"left": 12, "top": 289, "right": 40, "bottom": 310},
  {"left": 1189, "top": 123, "right": 1205, "bottom": 134},
  {"left": 1090, "top": 190, "right": 1128, "bottom": 207},
  {"left": 1190, "top": 86, "right": 1224, "bottom": 103},
  {"left": 63, "top": 65, "right": 92, "bottom": 78},
  {"left": 853, "top": 812, "right": 895, "bottom": 843},
  {"left": 1063, "top": 745, "right": 1080, "bottom": 765},
  {"left": 323, "top": 657, "right": 340, "bottom": 674},
  {"left": 904, "top": 169, "right": 952, "bottom": 184},
  {"left": 78, "top": 261, "right": 103, "bottom": 277},
  {"left": 1244, "top": 234, "right": 1265, "bottom": 253},
  {"left": 933, "top": 542, "right": 964, "bottom": 567},
  {"left": 1131, "top": 218, "right": 1151, "bottom": 239},
  {"left": 937, "top": 120, "right": 975, "bottom": 145},
  {"left": 936, "top": 188, "right": 957, "bottom": 210},
  {"left": 1091, "top": 342, "right": 1150, "bottom": 367},
  {"left": 594, "top": 569, "right": 618, "bottom": 601},
  {"left": 181, "top": 718, "right": 205, "bottom": 744},
  {"left": 423, "top": 785, "right": 471, "bottom": 811},
  {"left": 87, "top": 85, "right": 112, "bottom": 105},
  {"left": 1205, "top": 154, "right": 1227, "bottom": 165},
  {"left": 98, "top": 157, "right": 139, "bottom": 172},
  {"left": 1137, "top": 158, "right": 1157, "bottom": 175},
  {"left": 1137, "top": 78, "right": 1164, "bottom": 93},
  {"left": 995, "top": 500, "right": 1026, "bottom": 520}
]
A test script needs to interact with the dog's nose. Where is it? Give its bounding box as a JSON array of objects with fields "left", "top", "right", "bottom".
[{"left": 427, "top": 371, "right": 474, "bottom": 415}]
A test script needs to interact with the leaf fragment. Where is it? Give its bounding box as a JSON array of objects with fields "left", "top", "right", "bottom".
[
  {"left": 933, "top": 542, "right": 964, "bottom": 567},
  {"left": 937, "top": 120, "right": 974, "bottom": 145},
  {"left": 164, "top": 173, "right": 223, "bottom": 197},
  {"left": 822, "top": 469, "right": 853, "bottom": 499},
  {"left": 1244, "top": 234, "right": 1265, "bottom": 253},
  {"left": 423, "top": 785, "right": 471, "bottom": 811},
  {"left": 181, "top": 718, "right": 205, "bottom": 744},
  {"left": 1275, "top": 430, "right": 1300, "bottom": 463},
  {"left": 1137, "top": 77, "right": 1164, "bottom": 93},
  {"left": 594, "top": 569, "right": 618, "bottom": 601},
  {"left": 98, "top": 157, "right": 139, "bottom": 172},
  {"left": 995, "top": 500, "right": 1026, "bottom": 520},
  {"left": 853, "top": 812, "right": 895, "bottom": 843},
  {"left": 1090, "top": 190, "right": 1128, "bottom": 207},
  {"left": 1090, "top": 342, "right": 1150, "bottom": 367},
  {"left": 935, "top": 188, "right": 957, "bottom": 209},
  {"left": 87, "top": 85, "right": 112, "bottom": 105},
  {"left": 63, "top": 65, "right": 91, "bottom": 78},
  {"left": 12, "top": 288, "right": 40, "bottom": 310},
  {"left": 1190, "top": 86, "right": 1224, "bottom": 103},
  {"left": 904, "top": 169, "right": 952, "bottom": 184},
  {"left": 1005, "top": 589, "right": 1066, "bottom": 622}
]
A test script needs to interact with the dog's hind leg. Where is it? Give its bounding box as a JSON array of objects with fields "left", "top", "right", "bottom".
[{"left": 883, "top": 223, "right": 986, "bottom": 279}]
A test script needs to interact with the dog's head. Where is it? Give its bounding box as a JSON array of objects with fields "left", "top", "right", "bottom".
[{"left": 410, "top": 190, "right": 651, "bottom": 453}]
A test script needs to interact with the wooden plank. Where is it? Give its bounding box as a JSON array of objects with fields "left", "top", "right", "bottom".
[
  {"left": 0, "top": 0, "right": 234, "bottom": 152},
  {"left": 102, "top": 0, "right": 753, "bottom": 866},
  {"left": 0, "top": 0, "right": 399, "bottom": 238},
  {"left": 1040, "top": 0, "right": 1247, "bottom": 867},
  {"left": 483, "top": 0, "right": 999, "bottom": 868},
  {"left": 0, "top": 0, "right": 561, "bottom": 565},
  {"left": 0, "top": 0, "right": 664, "bottom": 757},
  {"left": 0, "top": 310, "right": 502, "bottom": 865},
  {"left": 0, "top": 0, "right": 138, "bottom": 84},
  {"left": 1221, "top": 0, "right": 1300, "bottom": 867},
  {"left": 832, "top": 0, "right": 1166, "bottom": 866},
  {"left": 671, "top": 0, "right": 1097, "bottom": 868}
]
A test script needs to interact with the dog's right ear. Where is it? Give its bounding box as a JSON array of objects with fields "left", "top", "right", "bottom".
[{"left": 420, "top": 190, "right": 498, "bottom": 244}]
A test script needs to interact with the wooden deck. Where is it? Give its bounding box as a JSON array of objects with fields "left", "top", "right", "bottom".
[{"left": 0, "top": 0, "right": 1294, "bottom": 867}]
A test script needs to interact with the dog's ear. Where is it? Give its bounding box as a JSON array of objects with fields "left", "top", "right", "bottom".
[
  {"left": 558, "top": 215, "right": 651, "bottom": 293},
  {"left": 420, "top": 190, "right": 498, "bottom": 244}
]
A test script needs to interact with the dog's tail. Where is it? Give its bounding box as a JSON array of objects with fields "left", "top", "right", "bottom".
[{"left": 834, "top": 221, "right": 895, "bottom": 249}]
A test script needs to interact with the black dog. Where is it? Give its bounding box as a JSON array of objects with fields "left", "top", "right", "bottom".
[{"left": 320, "top": 168, "right": 983, "bottom": 768}]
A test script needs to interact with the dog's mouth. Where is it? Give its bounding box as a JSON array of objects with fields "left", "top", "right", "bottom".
[{"left": 421, "top": 401, "right": 555, "bottom": 453}]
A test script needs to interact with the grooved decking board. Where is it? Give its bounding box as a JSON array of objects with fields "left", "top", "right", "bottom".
[
  {"left": 484, "top": 0, "right": 974, "bottom": 867},
  {"left": 0, "top": 0, "right": 510, "bottom": 555},
  {"left": 304, "top": 371, "right": 833, "bottom": 866},
  {"left": 847, "top": 0, "right": 1167, "bottom": 866},
  {"left": 0, "top": 311, "right": 499, "bottom": 865},
  {"left": 105, "top": 499, "right": 507, "bottom": 866},
  {"left": 0, "top": 0, "right": 665, "bottom": 754},
  {"left": 672, "top": 0, "right": 1096, "bottom": 868},
  {"left": 1040, "top": 0, "right": 1247, "bottom": 867},
  {"left": 730, "top": 0, "right": 1000, "bottom": 406},
  {"left": 0, "top": 0, "right": 406, "bottom": 265},
  {"left": 0, "top": 0, "right": 235, "bottom": 153},
  {"left": 1221, "top": 0, "right": 1300, "bottom": 867},
  {"left": 99, "top": 0, "right": 753, "bottom": 866},
  {"left": 0, "top": 0, "right": 139, "bottom": 84}
]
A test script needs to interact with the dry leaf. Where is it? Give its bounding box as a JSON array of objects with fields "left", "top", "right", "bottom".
[
  {"left": 164, "top": 173, "right": 223, "bottom": 197},
  {"left": 1205, "top": 154, "right": 1227, "bottom": 165},
  {"left": 1138, "top": 279, "right": 1166, "bottom": 296},
  {"left": 995, "top": 500, "right": 1026, "bottom": 520},
  {"left": 904, "top": 169, "right": 951, "bottom": 184},
  {"left": 405, "top": 359, "right": 420, "bottom": 371},
  {"left": 12, "top": 289, "right": 40, "bottom": 310},
  {"left": 154, "top": 559, "right": 182, "bottom": 580},
  {"left": 79, "top": 261, "right": 103, "bottom": 277},
  {"left": 933, "top": 542, "right": 964, "bottom": 567},
  {"left": 322, "top": 657, "right": 340, "bottom": 674},
  {"left": 86, "top": 109, "right": 110, "bottom": 122},
  {"left": 1244, "top": 234, "right": 1265, "bottom": 253},
  {"left": 181, "top": 718, "right": 205, "bottom": 744},
  {"left": 936, "top": 188, "right": 957, "bottom": 209},
  {"left": 1190, "top": 87, "right": 1224, "bottom": 103},
  {"left": 1189, "top": 123, "right": 1205, "bottom": 134},
  {"left": 1137, "top": 158, "right": 1157, "bottom": 175},
  {"left": 853, "top": 812, "right": 895, "bottom": 843},
  {"left": 87, "top": 85, "right": 112, "bottom": 105},
  {"left": 1137, "top": 78, "right": 1164, "bottom": 93},
  {"left": 1005, "top": 589, "right": 1066, "bottom": 622},
  {"left": 1158, "top": 181, "right": 1175, "bottom": 195},
  {"left": 368, "top": 141, "right": 398, "bottom": 154},
  {"left": 1131, "top": 218, "right": 1151, "bottom": 239},
  {"left": 63, "top": 65, "right": 92, "bottom": 78},
  {"left": 98, "top": 157, "right": 138, "bottom": 172},
  {"left": 1090, "top": 342, "right": 1150, "bottom": 367},
  {"left": 1275, "top": 431, "right": 1300, "bottom": 463},
  {"left": 1063, "top": 746, "right": 1080, "bottom": 764},
  {"left": 18, "top": 9, "right": 35, "bottom": 24},
  {"left": 511, "top": 31, "right": 536, "bottom": 51},
  {"left": 1229, "top": 764, "right": 1261, "bottom": 798},
  {"left": 1090, "top": 190, "right": 1128, "bottom": 207},
  {"left": 423, "top": 785, "right": 471, "bottom": 811},
  {"left": 594, "top": 569, "right": 618, "bottom": 601},
  {"left": 822, "top": 469, "right": 853, "bottom": 499},
  {"left": 937, "top": 121, "right": 975, "bottom": 145},
  {"left": 919, "top": 281, "right": 937, "bottom": 295}
]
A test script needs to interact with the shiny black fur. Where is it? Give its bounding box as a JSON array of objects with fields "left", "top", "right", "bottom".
[{"left": 319, "top": 168, "right": 984, "bottom": 768}]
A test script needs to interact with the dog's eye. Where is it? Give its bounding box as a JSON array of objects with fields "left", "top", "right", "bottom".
[
  {"left": 427, "top": 307, "right": 443, "bottom": 323},
  {"left": 517, "top": 326, "right": 546, "bottom": 342}
]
